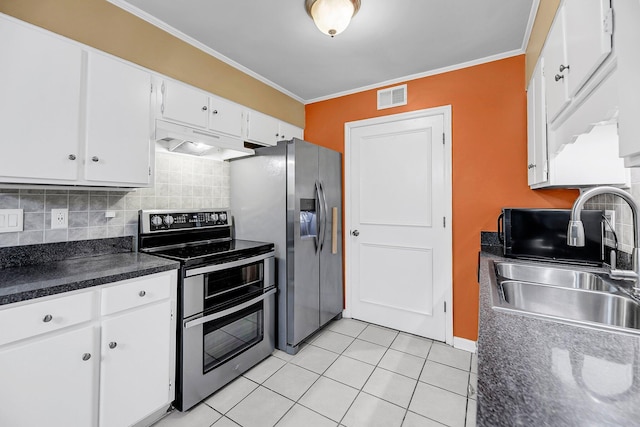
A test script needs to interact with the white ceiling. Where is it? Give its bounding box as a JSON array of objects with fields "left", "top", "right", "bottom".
[{"left": 112, "top": 0, "right": 537, "bottom": 103}]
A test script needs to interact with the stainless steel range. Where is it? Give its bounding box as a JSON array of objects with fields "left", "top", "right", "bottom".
[{"left": 138, "top": 209, "right": 275, "bottom": 412}]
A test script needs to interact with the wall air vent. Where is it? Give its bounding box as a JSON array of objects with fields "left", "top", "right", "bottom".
[{"left": 377, "top": 84, "right": 407, "bottom": 110}]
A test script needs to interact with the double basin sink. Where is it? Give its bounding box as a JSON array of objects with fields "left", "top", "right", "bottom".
[{"left": 490, "top": 261, "right": 640, "bottom": 335}]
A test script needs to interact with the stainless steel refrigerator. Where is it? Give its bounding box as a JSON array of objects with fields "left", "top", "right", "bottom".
[{"left": 230, "top": 138, "right": 343, "bottom": 354}]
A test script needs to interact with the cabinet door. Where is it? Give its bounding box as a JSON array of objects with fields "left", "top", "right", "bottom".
[
  {"left": 85, "top": 52, "right": 152, "bottom": 185},
  {"left": 0, "top": 326, "right": 98, "bottom": 427},
  {"left": 247, "top": 110, "right": 280, "bottom": 146},
  {"left": 278, "top": 121, "right": 304, "bottom": 141},
  {"left": 544, "top": 6, "right": 570, "bottom": 123},
  {"left": 160, "top": 80, "right": 208, "bottom": 128},
  {"left": 208, "top": 96, "right": 244, "bottom": 137},
  {"left": 99, "top": 300, "right": 172, "bottom": 427},
  {"left": 614, "top": 0, "right": 640, "bottom": 165},
  {"left": 564, "top": 0, "right": 612, "bottom": 98},
  {"left": 527, "top": 58, "right": 548, "bottom": 186},
  {"left": 0, "top": 18, "right": 82, "bottom": 182}
]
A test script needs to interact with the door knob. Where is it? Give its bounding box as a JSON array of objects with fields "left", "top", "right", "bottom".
[{"left": 351, "top": 230, "right": 360, "bottom": 236}]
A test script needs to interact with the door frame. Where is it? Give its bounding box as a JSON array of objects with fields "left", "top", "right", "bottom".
[{"left": 343, "top": 106, "right": 453, "bottom": 345}]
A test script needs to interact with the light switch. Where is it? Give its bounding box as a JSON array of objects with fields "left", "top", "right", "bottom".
[{"left": 0, "top": 209, "right": 23, "bottom": 233}]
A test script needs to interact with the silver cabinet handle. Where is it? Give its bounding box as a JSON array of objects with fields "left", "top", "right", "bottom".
[
  {"left": 139, "top": 290, "right": 146, "bottom": 297},
  {"left": 82, "top": 353, "right": 91, "bottom": 361},
  {"left": 212, "top": 110, "right": 218, "bottom": 115},
  {"left": 351, "top": 230, "right": 360, "bottom": 236},
  {"left": 555, "top": 74, "right": 564, "bottom": 82},
  {"left": 559, "top": 64, "right": 570, "bottom": 72},
  {"left": 202, "top": 106, "right": 208, "bottom": 111},
  {"left": 91, "top": 156, "right": 99, "bottom": 162},
  {"left": 43, "top": 314, "right": 53, "bottom": 323},
  {"left": 528, "top": 164, "right": 536, "bottom": 169},
  {"left": 109, "top": 342, "right": 117, "bottom": 349},
  {"left": 68, "top": 154, "right": 76, "bottom": 161}
]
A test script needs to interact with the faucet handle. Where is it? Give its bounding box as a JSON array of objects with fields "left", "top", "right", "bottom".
[{"left": 609, "top": 269, "right": 639, "bottom": 281}]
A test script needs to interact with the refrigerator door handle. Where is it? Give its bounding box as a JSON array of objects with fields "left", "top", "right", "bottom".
[
  {"left": 318, "top": 181, "right": 328, "bottom": 251},
  {"left": 315, "top": 181, "right": 322, "bottom": 254}
]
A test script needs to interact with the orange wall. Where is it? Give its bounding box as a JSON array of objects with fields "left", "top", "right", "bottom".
[{"left": 305, "top": 55, "right": 579, "bottom": 341}]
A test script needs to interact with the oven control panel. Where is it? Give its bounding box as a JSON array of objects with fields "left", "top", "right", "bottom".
[{"left": 142, "top": 210, "right": 230, "bottom": 233}]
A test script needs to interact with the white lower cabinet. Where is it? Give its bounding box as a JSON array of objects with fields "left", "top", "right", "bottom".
[
  {"left": 99, "top": 300, "right": 172, "bottom": 427},
  {"left": 0, "top": 326, "right": 99, "bottom": 427},
  {"left": 0, "top": 270, "right": 177, "bottom": 427}
]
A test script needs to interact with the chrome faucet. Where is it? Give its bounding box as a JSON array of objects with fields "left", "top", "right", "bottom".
[{"left": 567, "top": 186, "right": 640, "bottom": 282}]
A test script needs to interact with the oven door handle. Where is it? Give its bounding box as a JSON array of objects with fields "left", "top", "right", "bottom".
[
  {"left": 183, "top": 288, "right": 277, "bottom": 329},
  {"left": 184, "top": 251, "right": 275, "bottom": 277}
]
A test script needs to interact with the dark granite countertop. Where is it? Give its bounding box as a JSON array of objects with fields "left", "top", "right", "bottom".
[
  {"left": 477, "top": 253, "right": 640, "bottom": 426},
  {"left": 0, "top": 252, "right": 179, "bottom": 306}
]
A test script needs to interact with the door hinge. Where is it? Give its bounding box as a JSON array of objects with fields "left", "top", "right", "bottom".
[
  {"left": 150, "top": 83, "right": 153, "bottom": 93},
  {"left": 149, "top": 166, "right": 152, "bottom": 176},
  {"left": 442, "top": 133, "right": 445, "bottom": 144},
  {"left": 443, "top": 217, "right": 446, "bottom": 228},
  {"left": 603, "top": 7, "right": 613, "bottom": 34},
  {"left": 444, "top": 301, "right": 447, "bottom": 312}
]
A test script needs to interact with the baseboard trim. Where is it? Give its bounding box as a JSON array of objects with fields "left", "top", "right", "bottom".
[{"left": 453, "top": 336, "right": 477, "bottom": 353}]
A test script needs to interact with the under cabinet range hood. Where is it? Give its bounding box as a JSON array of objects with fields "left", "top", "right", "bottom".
[{"left": 155, "top": 120, "right": 254, "bottom": 161}]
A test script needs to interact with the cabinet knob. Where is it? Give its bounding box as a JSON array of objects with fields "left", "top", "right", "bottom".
[
  {"left": 68, "top": 154, "right": 76, "bottom": 161},
  {"left": 91, "top": 156, "right": 99, "bottom": 162},
  {"left": 555, "top": 74, "right": 564, "bottom": 82},
  {"left": 528, "top": 164, "right": 536, "bottom": 169},
  {"left": 559, "top": 64, "right": 570, "bottom": 72},
  {"left": 212, "top": 110, "right": 218, "bottom": 115},
  {"left": 202, "top": 106, "right": 208, "bottom": 111},
  {"left": 139, "top": 290, "right": 146, "bottom": 297},
  {"left": 109, "top": 342, "right": 117, "bottom": 349},
  {"left": 82, "top": 353, "right": 91, "bottom": 361},
  {"left": 43, "top": 314, "right": 53, "bottom": 323},
  {"left": 351, "top": 230, "right": 360, "bottom": 236}
]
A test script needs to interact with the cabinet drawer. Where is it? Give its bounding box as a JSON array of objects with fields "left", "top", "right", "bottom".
[
  {"left": 101, "top": 273, "right": 172, "bottom": 316},
  {"left": 0, "top": 291, "right": 96, "bottom": 346}
]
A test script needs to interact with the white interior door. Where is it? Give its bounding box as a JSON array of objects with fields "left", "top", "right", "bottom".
[{"left": 346, "top": 108, "right": 451, "bottom": 343}]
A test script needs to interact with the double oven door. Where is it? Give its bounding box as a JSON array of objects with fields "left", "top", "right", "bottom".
[{"left": 178, "top": 252, "right": 276, "bottom": 411}]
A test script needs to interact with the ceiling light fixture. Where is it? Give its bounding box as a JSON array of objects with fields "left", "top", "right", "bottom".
[{"left": 305, "top": 0, "right": 361, "bottom": 38}]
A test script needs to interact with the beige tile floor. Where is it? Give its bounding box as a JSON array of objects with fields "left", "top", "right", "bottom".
[{"left": 154, "top": 318, "right": 478, "bottom": 427}]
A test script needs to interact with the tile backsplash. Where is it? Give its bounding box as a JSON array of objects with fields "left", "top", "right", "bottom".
[
  {"left": 584, "top": 168, "right": 640, "bottom": 254},
  {"left": 0, "top": 152, "right": 230, "bottom": 247}
]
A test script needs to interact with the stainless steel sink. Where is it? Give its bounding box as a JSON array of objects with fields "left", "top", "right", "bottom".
[
  {"left": 490, "top": 261, "right": 640, "bottom": 335},
  {"left": 495, "top": 262, "right": 617, "bottom": 292},
  {"left": 500, "top": 280, "right": 640, "bottom": 330}
]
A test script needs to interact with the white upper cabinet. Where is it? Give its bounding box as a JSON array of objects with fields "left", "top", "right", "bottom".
[
  {"left": 527, "top": 58, "right": 548, "bottom": 186},
  {"left": 527, "top": 0, "right": 629, "bottom": 189},
  {"left": 0, "top": 15, "right": 153, "bottom": 188},
  {"left": 246, "top": 110, "right": 280, "bottom": 146},
  {"left": 245, "top": 110, "right": 304, "bottom": 146},
  {"left": 85, "top": 52, "right": 152, "bottom": 186},
  {"left": 159, "top": 80, "right": 209, "bottom": 128},
  {"left": 209, "top": 96, "right": 244, "bottom": 137},
  {"left": 278, "top": 121, "right": 304, "bottom": 141},
  {"left": 0, "top": 17, "right": 83, "bottom": 182},
  {"left": 563, "top": 0, "right": 612, "bottom": 97},
  {"left": 544, "top": 6, "right": 570, "bottom": 123},
  {"left": 159, "top": 79, "right": 246, "bottom": 139},
  {"left": 614, "top": 0, "right": 640, "bottom": 167},
  {"left": 544, "top": 0, "right": 613, "bottom": 124}
]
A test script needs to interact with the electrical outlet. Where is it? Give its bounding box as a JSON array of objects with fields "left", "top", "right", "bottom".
[{"left": 51, "top": 208, "right": 68, "bottom": 229}]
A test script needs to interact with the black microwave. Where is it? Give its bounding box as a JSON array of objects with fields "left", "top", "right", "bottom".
[{"left": 497, "top": 208, "right": 603, "bottom": 265}]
